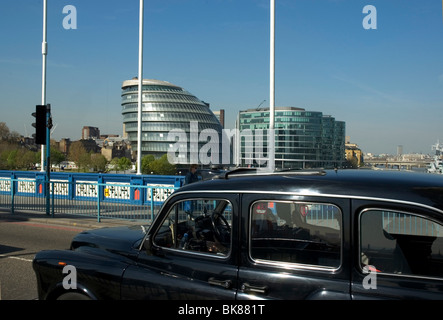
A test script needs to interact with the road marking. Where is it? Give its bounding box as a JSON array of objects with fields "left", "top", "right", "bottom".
[{"left": 0, "top": 254, "right": 33, "bottom": 262}]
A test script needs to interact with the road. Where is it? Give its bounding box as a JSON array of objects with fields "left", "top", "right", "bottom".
[{"left": 0, "top": 218, "right": 85, "bottom": 300}]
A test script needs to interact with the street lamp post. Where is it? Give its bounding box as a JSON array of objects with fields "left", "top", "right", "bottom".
[
  {"left": 137, "top": 0, "right": 144, "bottom": 175},
  {"left": 41, "top": 0, "right": 47, "bottom": 173},
  {"left": 269, "top": 0, "right": 275, "bottom": 172},
  {"left": 41, "top": 0, "right": 51, "bottom": 215}
]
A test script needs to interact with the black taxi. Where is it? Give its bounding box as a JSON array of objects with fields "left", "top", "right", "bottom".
[{"left": 33, "top": 169, "right": 443, "bottom": 299}]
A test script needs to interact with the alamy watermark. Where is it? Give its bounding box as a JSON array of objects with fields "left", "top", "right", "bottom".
[
  {"left": 362, "top": 265, "right": 378, "bottom": 290},
  {"left": 166, "top": 121, "right": 274, "bottom": 167},
  {"left": 60, "top": 259, "right": 377, "bottom": 292},
  {"left": 362, "top": 5, "right": 377, "bottom": 30},
  {"left": 62, "top": 5, "right": 77, "bottom": 30},
  {"left": 60, "top": 4, "right": 378, "bottom": 31},
  {"left": 62, "top": 264, "right": 77, "bottom": 290}
]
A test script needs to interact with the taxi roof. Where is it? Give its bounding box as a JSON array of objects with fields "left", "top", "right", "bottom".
[{"left": 178, "top": 169, "right": 443, "bottom": 212}]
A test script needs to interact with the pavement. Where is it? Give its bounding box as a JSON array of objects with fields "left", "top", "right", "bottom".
[{"left": 0, "top": 208, "right": 148, "bottom": 231}]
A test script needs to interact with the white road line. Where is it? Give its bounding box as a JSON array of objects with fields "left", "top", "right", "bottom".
[{"left": 0, "top": 254, "right": 33, "bottom": 262}]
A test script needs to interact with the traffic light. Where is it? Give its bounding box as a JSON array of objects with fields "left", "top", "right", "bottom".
[{"left": 32, "top": 105, "right": 47, "bottom": 145}]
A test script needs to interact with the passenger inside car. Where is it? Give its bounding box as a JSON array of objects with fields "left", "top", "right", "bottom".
[
  {"left": 250, "top": 201, "right": 341, "bottom": 268},
  {"left": 251, "top": 202, "right": 277, "bottom": 237}
]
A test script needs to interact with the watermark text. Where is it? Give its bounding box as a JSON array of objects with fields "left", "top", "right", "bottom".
[
  {"left": 62, "top": 264, "right": 77, "bottom": 290},
  {"left": 362, "top": 5, "right": 377, "bottom": 30},
  {"left": 63, "top": 5, "right": 77, "bottom": 30}
]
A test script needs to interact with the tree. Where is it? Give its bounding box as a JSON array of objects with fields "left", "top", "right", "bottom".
[
  {"left": 148, "top": 154, "right": 176, "bottom": 175},
  {"left": 15, "top": 149, "right": 38, "bottom": 169},
  {"left": 51, "top": 146, "right": 66, "bottom": 166},
  {"left": 141, "top": 154, "right": 155, "bottom": 174},
  {"left": 68, "top": 141, "right": 93, "bottom": 171},
  {"left": 21, "top": 150, "right": 39, "bottom": 169},
  {"left": 110, "top": 157, "right": 132, "bottom": 172},
  {"left": 346, "top": 156, "right": 359, "bottom": 169},
  {"left": 141, "top": 154, "right": 176, "bottom": 175},
  {"left": 0, "top": 122, "right": 19, "bottom": 142},
  {"left": 37, "top": 147, "right": 66, "bottom": 167},
  {"left": 90, "top": 153, "right": 107, "bottom": 172},
  {"left": 0, "top": 122, "right": 10, "bottom": 141},
  {"left": 0, "top": 147, "right": 37, "bottom": 170},
  {"left": 6, "top": 149, "right": 18, "bottom": 169},
  {"left": 117, "top": 157, "right": 132, "bottom": 171},
  {"left": 68, "top": 141, "right": 87, "bottom": 165},
  {"left": 79, "top": 152, "right": 92, "bottom": 171}
]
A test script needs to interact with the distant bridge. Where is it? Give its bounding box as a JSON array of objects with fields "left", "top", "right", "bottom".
[{"left": 364, "top": 159, "right": 430, "bottom": 170}]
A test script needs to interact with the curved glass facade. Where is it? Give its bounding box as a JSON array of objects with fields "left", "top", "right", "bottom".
[
  {"left": 237, "top": 107, "right": 345, "bottom": 169},
  {"left": 122, "top": 79, "right": 223, "bottom": 163}
]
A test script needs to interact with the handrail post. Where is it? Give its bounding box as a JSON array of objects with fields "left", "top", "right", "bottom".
[
  {"left": 97, "top": 182, "right": 101, "bottom": 223},
  {"left": 11, "top": 178, "right": 15, "bottom": 215},
  {"left": 150, "top": 186, "right": 154, "bottom": 221},
  {"left": 51, "top": 181, "right": 55, "bottom": 217}
]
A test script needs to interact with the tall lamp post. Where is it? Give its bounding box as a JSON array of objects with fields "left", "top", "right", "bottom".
[
  {"left": 41, "top": 0, "right": 52, "bottom": 215},
  {"left": 268, "top": 0, "right": 275, "bottom": 172},
  {"left": 41, "top": 0, "right": 47, "bottom": 173},
  {"left": 137, "top": 0, "right": 144, "bottom": 175}
]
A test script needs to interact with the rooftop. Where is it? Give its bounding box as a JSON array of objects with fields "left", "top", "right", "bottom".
[
  {"left": 177, "top": 169, "right": 443, "bottom": 212},
  {"left": 121, "top": 78, "right": 182, "bottom": 89}
]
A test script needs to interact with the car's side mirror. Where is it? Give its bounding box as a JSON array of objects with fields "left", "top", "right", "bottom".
[
  {"left": 143, "top": 235, "right": 153, "bottom": 253},
  {"left": 143, "top": 235, "right": 164, "bottom": 257}
]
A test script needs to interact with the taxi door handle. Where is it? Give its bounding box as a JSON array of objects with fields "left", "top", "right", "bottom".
[
  {"left": 208, "top": 277, "right": 232, "bottom": 289},
  {"left": 241, "top": 282, "right": 268, "bottom": 294}
]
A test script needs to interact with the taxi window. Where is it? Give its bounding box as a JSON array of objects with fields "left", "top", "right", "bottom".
[
  {"left": 250, "top": 201, "right": 342, "bottom": 269},
  {"left": 360, "top": 209, "right": 443, "bottom": 278},
  {"left": 154, "top": 198, "right": 232, "bottom": 256}
]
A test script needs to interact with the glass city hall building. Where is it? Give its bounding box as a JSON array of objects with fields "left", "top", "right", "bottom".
[
  {"left": 122, "top": 79, "right": 223, "bottom": 164},
  {"left": 237, "top": 107, "right": 345, "bottom": 169}
]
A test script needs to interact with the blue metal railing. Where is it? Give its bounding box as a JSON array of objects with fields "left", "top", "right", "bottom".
[
  {"left": 0, "top": 171, "right": 184, "bottom": 222},
  {"left": 382, "top": 210, "right": 442, "bottom": 237}
]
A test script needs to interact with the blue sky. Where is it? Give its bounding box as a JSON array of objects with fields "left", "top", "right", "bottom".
[{"left": 1, "top": 0, "right": 442, "bottom": 155}]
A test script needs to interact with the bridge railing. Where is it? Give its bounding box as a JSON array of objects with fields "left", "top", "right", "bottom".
[{"left": 0, "top": 171, "right": 184, "bottom": 222}]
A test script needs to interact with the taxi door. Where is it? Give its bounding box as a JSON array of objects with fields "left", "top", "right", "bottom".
[
  {"left": 121, "top": 193, "right": 240, "bottom": 299},
  {"left": 237, "top": 194, "right": 351, "bottom": 300}
]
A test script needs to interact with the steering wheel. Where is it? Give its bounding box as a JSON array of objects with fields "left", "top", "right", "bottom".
[{"left": 211, "top": 212, "right": 231, "bottom": 243}]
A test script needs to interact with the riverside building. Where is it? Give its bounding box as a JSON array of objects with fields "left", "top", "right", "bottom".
[
  {"left": 236, "top": 107, "right": 345, "bottom": 169},
  {"left": 121, "top": 79, "right": 224, "bottom": 164}
]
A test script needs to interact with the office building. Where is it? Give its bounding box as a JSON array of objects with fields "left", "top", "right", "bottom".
[
  {"left": 121, "top": 78, "right": 224, "bottom": 164},
  {"left": 236, "top": 107, "right": 345, "bottom": 169},
  {"left": 82, "top": 126, "right": 100, "bottom": 140},
  {"left": 213, "top": 109, "right": 225, "bottom": 128}
]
